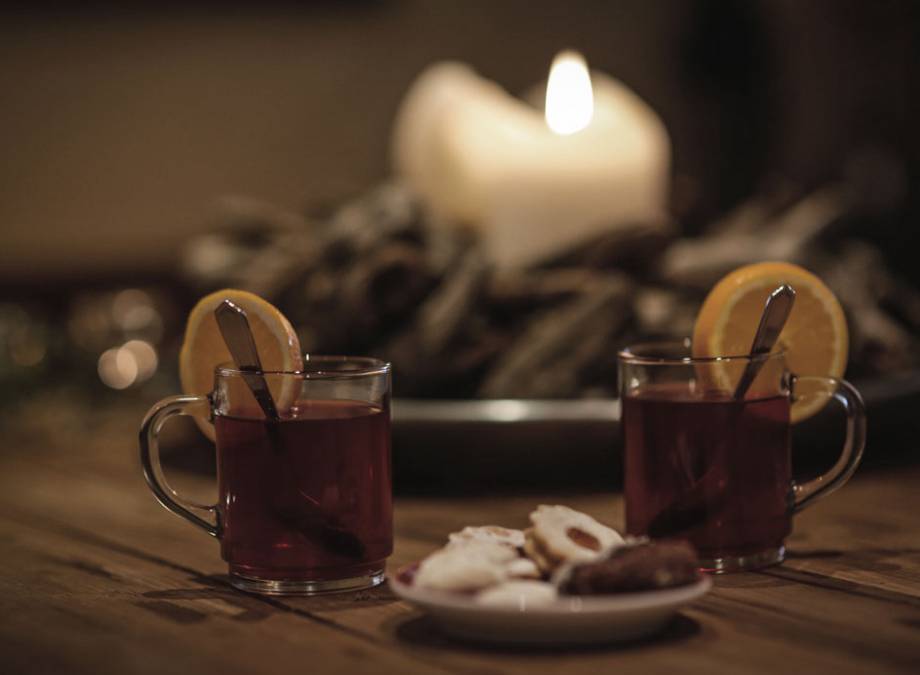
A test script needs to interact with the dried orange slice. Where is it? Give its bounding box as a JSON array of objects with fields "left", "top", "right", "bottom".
[
  {"left": 692, "top": 262, "right": 848, "bottom": 422},
  {"left": 179, "top": 289, "right": 301, "bottom": 440}
]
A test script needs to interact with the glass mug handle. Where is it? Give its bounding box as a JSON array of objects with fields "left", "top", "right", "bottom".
[
  {"left": 139, "top": 394, "right": 220, "bottom": 537},
  {"left": 789, "top": 375, "right": 867, "bottom": 513}
]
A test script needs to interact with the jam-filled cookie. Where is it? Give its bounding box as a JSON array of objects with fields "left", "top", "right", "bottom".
[{"left": 524, "top": 505, "right": 623, "bottom": 573}]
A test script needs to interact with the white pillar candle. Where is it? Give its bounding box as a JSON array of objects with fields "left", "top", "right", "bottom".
[{"left": 391, "top": 52, "right": 671, "bottom": 269}]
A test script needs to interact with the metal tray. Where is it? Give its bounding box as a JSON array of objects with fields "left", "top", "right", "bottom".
[{"left": 391, "top": 371, "right": 920, "bottom": 493}]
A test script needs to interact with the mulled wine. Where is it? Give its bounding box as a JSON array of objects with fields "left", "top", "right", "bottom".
[
  {"left": 624, "top": 383, "right": 792, "bottom": 561},
  {"left": 215, "top": 399, "right": 392, "bottom": 582}
]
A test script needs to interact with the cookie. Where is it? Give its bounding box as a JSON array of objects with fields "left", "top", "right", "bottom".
[
  {"left": 414, "top": 540, "right": 517, "bottom": 592},
  {"left": 526, "top": 505, "right": 623, "bottom": 573},
  {"left": 522, "top": 528, "right": 556, "bottom": 574},
  {"left": 475, "top": 580, "right": 558, "bottom": 608},
  {"left": 448, "top": 525, "right": 525, "bottom": 550},
  {"left": 505, "top": 556, "right": 542, "bottom": 580},
  {"left": 558, "top": 540, "right": 700, "bottom": 595}
]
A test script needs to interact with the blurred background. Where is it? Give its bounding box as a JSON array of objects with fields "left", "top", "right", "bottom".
[{"left": 1, "top": 1, "right": 918, "bottom": 489}]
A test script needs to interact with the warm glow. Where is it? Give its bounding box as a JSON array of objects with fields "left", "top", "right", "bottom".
[
  {"left": 98, "top": 347, "right": 138, "bottom": 389},
  {"left": 122, "top": 339, "right": 159, "bottom": 382},
  {"left": 98, "top": 340, "right": 159, "bottom": 389},
  {"left": 545, "top": 50, "right": 594, "bottom": 135}
]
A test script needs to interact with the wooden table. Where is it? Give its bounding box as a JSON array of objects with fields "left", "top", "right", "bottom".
[{"left": 2, "top": 401, "right": 919, "bottom": 674}]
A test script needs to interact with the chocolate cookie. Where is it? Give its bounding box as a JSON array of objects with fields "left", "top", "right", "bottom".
[{"left": 559, "top": 541, "right": 700, "bottom": 594}]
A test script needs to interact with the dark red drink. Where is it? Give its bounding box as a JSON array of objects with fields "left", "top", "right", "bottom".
[
  {"left": 215, "top": 399, "right": 392, "bottom": 582},
  {"left": 624, "top": 383, "right": 791, "bottom": 561}
]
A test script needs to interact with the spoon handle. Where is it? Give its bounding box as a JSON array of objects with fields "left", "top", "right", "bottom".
[
  {"left": 215, "top": 299, "right": 280, "bottom": 420},
  {"left": 733, "top": 285, "right": 796, "bottom": 400}
]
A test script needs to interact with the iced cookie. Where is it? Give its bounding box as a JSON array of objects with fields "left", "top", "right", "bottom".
[
  {"left": 525, "top": 505, "right": 623, "bottom": 573},
  {"left": 475, "top": 580, "right": 558, "bottom": 608},
  {"left": 505, "top": 556, "right": 541, "bottom": 580},
  {"left": 448, "top": 525, "right": 525, "bottom": 550},
  {"left": 414, "top": 541, "right": 517, "bottom": 592}
]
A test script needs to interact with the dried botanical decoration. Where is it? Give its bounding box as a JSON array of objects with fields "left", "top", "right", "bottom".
[{"left": 181, "top": 181, "right": 920, "bottom": 398}]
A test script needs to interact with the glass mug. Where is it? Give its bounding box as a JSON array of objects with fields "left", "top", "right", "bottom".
[
  {"left": 619, "top": 341, "right": 865, "bottom": 573},
  {"left": 140, "top": 357, "right": 392, "bottom": 595}
]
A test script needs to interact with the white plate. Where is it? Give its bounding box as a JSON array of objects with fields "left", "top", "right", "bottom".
[{"left": 390, "top": 566, "right": 712, "bottom": 646}]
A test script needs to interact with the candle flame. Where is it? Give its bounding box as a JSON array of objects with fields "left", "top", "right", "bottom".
[{"left": 545, "top": 50, "right": 594, "bottom": 135}]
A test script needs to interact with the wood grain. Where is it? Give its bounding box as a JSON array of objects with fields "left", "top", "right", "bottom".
[{"left": 1, "top": 404, "right": 919, "bottom": 674}]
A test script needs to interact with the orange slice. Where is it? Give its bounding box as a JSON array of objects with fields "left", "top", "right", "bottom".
[
  {"left": 179, "top": 289, "right": 302, "bottom": 440},
  {"left": 692, "top": 262, "right": 848, "bottom": 422}
]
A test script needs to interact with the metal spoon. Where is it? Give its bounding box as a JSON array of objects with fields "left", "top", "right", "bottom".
[
  {"left": 733, "top": 284, "right": 796, "bottom": 400},
  {"left": 215, "top": 300, "right": 280, "bottom": 421}
]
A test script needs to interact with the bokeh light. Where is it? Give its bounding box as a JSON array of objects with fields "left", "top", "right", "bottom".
[
  {"left": 121, "top": 339, "right": 158, "bottom": 382},
  {"left": 98, "top": 346, "right": 138, "bottom": 389}
]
